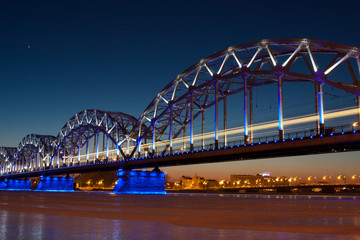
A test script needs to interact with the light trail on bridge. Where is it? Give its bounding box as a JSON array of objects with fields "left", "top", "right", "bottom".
[{"left": 69, "top": 106, "right": 360, "bottom": 163}]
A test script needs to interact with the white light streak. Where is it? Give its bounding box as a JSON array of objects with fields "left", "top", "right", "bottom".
[
  {"left": 324, "top": 54, "right": 350, "bottom": 75},
  {"left": 247, "top": 47, "right": 262, "bottom": 68},
  {"left": 307, "top": 46, "right": 318, "bottom": 72},
  {"left": 282, "top": 43, "right": 303, "bottom": 67}
]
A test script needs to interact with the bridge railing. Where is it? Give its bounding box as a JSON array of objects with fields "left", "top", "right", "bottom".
[{"left": 135, "top": 123, "right": 356, "bottom": 159}]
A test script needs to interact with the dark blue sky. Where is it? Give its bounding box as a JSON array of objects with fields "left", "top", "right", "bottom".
[{"left": 0, "top": 0, "right": 359, "bottom": 180}]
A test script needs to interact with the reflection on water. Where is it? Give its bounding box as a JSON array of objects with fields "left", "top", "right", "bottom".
[
  {"left": 0, "top": 192, "right": 359, "bottom": 240},
  {"left": 0, "top": 209, "right": 358, "bottom": 240}
]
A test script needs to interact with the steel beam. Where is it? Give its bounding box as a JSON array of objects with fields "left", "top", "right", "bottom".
[
  {"left": 202, "top": 109, "right": 205, "bottom": 149},
  {"left": 169, "top": 107, "right": 173, "bottom": 153},
  {"left": 223, "top": 96, "right": 227, "bottom": 146},
  {"left": 190, "top": 93, "right": 194, "bottom": 151},
  {"left": 215, "top": 81, "right": 219, "bottom": 148},
  {"left": 314, "top": 82, "right": 325, "bottom": 135},
  {"left": 278, "top": 76, "right": 284, "bottom": 140},
  {"left": 152, "top": 122, "right": 156, "bottom": 155},
  {"left": 243, "top": 75, "right": 249, "bottom": 143},
  {"left": 249, "top": 87, "right": 253, "bottom": 143}
]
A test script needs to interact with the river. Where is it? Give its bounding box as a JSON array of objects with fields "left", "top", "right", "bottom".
[{"left": 0, "top": 191, "right": 359, "bottom": 239}]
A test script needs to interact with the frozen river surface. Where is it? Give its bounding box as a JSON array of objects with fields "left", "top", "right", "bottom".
[{"left": 0, "top": 191, "right": 359, "bottom": 240}]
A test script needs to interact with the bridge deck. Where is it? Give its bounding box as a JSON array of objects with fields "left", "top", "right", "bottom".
[{"left": 2, "top": 132, "right": 360, "bottom": 179}]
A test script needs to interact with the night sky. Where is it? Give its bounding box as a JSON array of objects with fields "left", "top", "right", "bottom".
[{"left": 1, "top": 0, "right": 359, "bottom": 181}]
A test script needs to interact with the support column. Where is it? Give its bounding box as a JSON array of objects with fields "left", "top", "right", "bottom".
[
  {"left": 102, "top": 133, "right": 105, "bottom": 152},
  {"left": 77, "top": 134, "right": 81, "bottom": 164},
  {"left": 243, "top": 75, "right": 249, "bottom": 144},
  {"left": 86, "top": 134, "right": 89, "bottom": 162},
  {"left": 152, "top": 121, "right": 156, "bottom": 155},
  {"left": 357, "top": 96, "right": 360, "bottom": 130},
  {"left": 223, "top": 96, "right": 227, "bottom": 146},
  {"left": 215, "top": 82, "right": 219, "bottom": 148},
  {"left": 106, "top": 134, "right": 109, "bottom": 159},
  {"left": 169, "top": 107, "right": 173, "bottom": 153},
  {"left": 38, "top": 152, "right": 41, "bottom": 170},
  {"left": 126, "top": 138, "right": 130, "bottom": 156},
  {"left": 95, "top": 128, "right": 99, "bottom": 159},
  {"left": 137, "top": 122, "right": 142, "bottom": 157},
  {"left": 315, "top": 82, "right": 324, "bottom": 134},
  {"left": 315, "top": 83, "right": 320, "bottom": 135},
  {"left": 56, "top": 149, "right": 60, "bottom": 167},
  {"left": 249, "top": 87, "right": 254, "bottom": 143},
  {"left": 116, "top": 140, "right": 119, "bottom": 157},
  {"left": 201, "top": 109, "right": 205, "bottom": 149},
  {"left": 357, "top": 57, "right": 360, "bottom": 130},
  {"left": 69, "top": 144, "right": 73, "bottom": 166},
  {"left": 278, "top": 75, "right": 284, "bottom": 141},
  {"left": 182, "top": 127, "right": 186, "bottom": 151},
  {"left": 190, "top": 94, "right": 194, "bottom": 151},
  {"left": 70, "top": 134, "right": 74, "bottom": 164},
  {"left": 63, "top": 146, "right": 66, "bottom": 166}
]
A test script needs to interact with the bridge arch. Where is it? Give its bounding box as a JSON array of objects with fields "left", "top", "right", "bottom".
[
  {"left": 131, "top": 39, "right": 360, "bottom": 158},
  {"left": 0, "top": 147, "right": 17, "bottom": 174},
  {"left": 15, "top": 134, "right": 56, "bottom": 172},
  {"left": 51, "top": 109, "right": 141, "bottom": 167}
]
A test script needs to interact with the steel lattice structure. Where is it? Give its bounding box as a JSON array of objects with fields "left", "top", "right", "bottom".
[
  {"left": 131, "top": 39, "right": 360, "bottom": 157},
  {"left": 1, "top": 39, "right": 360, "bottom": 175},
  {"left": 51, "top": 109, "right": 141, "bottom": 167},
  {"left": 15, "top": 134, "right": 56, "bottom": 173},
  {"left": 0, "top": 147, "right": 17, "bottom": 174}
]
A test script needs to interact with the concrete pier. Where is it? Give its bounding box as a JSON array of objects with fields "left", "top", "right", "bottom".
[
  {"left": 112, "top": 170, "right": 166, "bottom": 194},
  {"left": 35, "top": 176, "right": 74, "bottom": 192}
]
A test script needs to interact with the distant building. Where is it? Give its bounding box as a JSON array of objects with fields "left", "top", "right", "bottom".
[
  {"left": 181, "top": 174, "right": 205, "bottom": 189},
  {"left": 230, "top": 174, "right": 289, "bottom": 188},
  {"left": 204, "top": 179, "right": 219, "bottom": 189}
]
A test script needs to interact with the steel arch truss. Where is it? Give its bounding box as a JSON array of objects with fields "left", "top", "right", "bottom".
[
  {"left": 52, "top": 109, "right": 140, "bottom": 167},
  {"left": 15, "top": 134, "right": 56, "bottom": 172},
  {"left": 131, "top": 39, "right": 360, "bottom": 157},
  {"left": 0, "top": 147, "right": 17, "bottom": 174}
]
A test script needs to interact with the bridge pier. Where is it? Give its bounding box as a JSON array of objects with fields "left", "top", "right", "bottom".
[
  {"left": 0, "top": 178, "right": 31, "bottom": 191},
  {"left": 112, "top": 169, "right": 166, "bottom": 195},
  {"left": 35, "top": 175, "right": 74, "bottom": 192}
]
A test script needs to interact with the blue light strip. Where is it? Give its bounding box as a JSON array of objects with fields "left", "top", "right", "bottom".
[
  {"left": 214, "top": 89, "right": 218, "bottom": 142},
  {"left": 116, "top": 141, "right": 119, "bottom": 156},
  {"left": 137, "top": 137, "right": 141, "bottom": 153},
  {"left": 243, "top": 76, "right": 248, "bottom": 137},
  {"left": 96, "top": 129, "right": 99, "bottom": 159},
  {"left": 278, "top": 77, "right": 284, "bottom": 131},
  {"left": 169, "top": 108, "right": 172, "bottom": 148},
  {"left": 318, "top": 85, "right": 324, "bottom": 124},
  {"left": 152, "top": 123, "right": 156, "bottom": 152},
  {"left": 190, "top": 95, "right": 194, "bottom": 145},
  {"left": 106, "top": 134, "right": 109, "bottom": 158}
]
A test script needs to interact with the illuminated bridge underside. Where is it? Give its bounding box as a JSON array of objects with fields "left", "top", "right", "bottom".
[{"left": 1, "top": 39, "right": 360, "bottom": 178}]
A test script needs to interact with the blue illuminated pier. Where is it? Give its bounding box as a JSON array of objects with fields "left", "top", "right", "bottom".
[
  {"left": 113, "top": 170, "right": 166, "bottom": 195},
  {"left": 35, "top": 176, "right": 74, "bottom": 192},
  {"left": 0, "top": 179, "right": 31, "bottom": 191}
]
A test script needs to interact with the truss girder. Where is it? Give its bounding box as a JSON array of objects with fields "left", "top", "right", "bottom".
[
  {"left": 52, "top": 109, "right": 140, "bottom": 162},
  {"left": 130, "top": 38, "right": 360, "bottom": 158},
  {"left": 0, "top": 147, "right": 17, "bottom": 174},
  {"left": 14, "top": 134, "right": 56, "bottom": 172}
]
